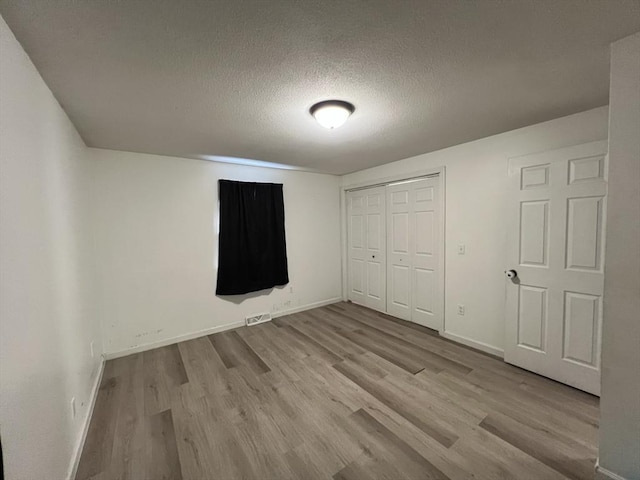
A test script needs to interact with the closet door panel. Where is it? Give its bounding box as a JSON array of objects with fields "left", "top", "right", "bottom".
[
  {"left": 386, "top": 183, "right": 413, "bottom": 321},
  {"left": 411, "top": 178, "right": 440, "bottom": 329},
  {"left": 386, "top": 177, "right": 441, "bottom": 329},
  {"left": 347, "top": 192, "right": 367, "bottom": 306},
  {"left": 347, "top": 187, "right": 386, "bottom": 312}
]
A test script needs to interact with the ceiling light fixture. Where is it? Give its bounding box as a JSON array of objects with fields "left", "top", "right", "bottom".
[{"left": 310, "top": 100, "right": 355, "bottom": 129}]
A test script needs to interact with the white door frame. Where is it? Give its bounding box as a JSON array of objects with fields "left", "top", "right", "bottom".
[{"left": 340, "top": 166, "right": 446, "bottom": 332}]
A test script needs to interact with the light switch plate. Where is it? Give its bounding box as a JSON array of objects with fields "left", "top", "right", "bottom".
[{"left": 457, "top": 244, "right": 466, "bottom": 255}]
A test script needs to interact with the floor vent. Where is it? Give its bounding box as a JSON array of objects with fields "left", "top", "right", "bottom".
[{"left": 245, "top": 312, "right": 272, "bottom": 326}]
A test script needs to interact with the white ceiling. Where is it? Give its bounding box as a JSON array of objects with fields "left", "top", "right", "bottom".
[{"left": 1, "top": 1, "right": 639, "bottom": 174}]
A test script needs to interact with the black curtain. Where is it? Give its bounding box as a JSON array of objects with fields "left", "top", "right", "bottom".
[{"left": 216, "top": 180, "right": 289, "bottom": 295}]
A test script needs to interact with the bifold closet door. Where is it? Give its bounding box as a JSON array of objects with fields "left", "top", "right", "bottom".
[
  {"left": 387, "top": 177, "right": 441, "bottom": 329},
  {"left": 346, "top": 187, "right": 386, "bottom": 312}
]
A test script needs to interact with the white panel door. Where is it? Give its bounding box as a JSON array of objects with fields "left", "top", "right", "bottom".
[
  {"left": 347, "top": 187, "right": 386, "bottom": 312},
  {"left": 505, "top": 141, "right": 607, "bottom": 395},
  {"left": 387, "top": 177, "right": 441, "bottom": 329},
  {"left": 412, "top": 179, "right": 440, "bottom": 328}
]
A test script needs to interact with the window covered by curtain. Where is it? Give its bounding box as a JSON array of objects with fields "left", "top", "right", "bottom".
[{"left": 216, "top": 180, "right": 289, "bottom": 295}]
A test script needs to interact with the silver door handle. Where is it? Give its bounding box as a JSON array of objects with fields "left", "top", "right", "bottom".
[{"left": 505, "top": 269, "right": 517, "bottom": 279}]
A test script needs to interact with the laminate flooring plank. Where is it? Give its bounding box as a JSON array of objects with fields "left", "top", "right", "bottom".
[
  {"left": 290, "top": 315, "right": 366, "bottom": 358},
  {"left": 289, "top": 437, "right": 360, "bottom": 480},
  {"left": 148, "top": 409, "right": 182, "bottom": 480},
  {"left": 333, "top": 303, "right": 503, "bottom": 371},
  {"left": 362, "top": 404, "right": 476, "bottom": 480},
  {"left": 202, "top": 412, "right": 259, "bottom": 480},
  {"left": 207, "top": 330, "right": 240, "bottom": 368},
  {"left": 372, "top": 309, "right": 440, "bottom": 336},
  {"left": 382, "top": 371, "right": 487, "bottom": 428},
  {"left": 144, "top": 344, "right": 189, "bottom": 416},
  {"left": 342, "top": 352, "right": 392, "bottom": 380},
  {"left": 241, "top": 331, "right": 303, "bottom": 385},
  {"left": 471, "top": 363, "right": 599, "bottom": 419},
  {"left": 285, "top": 448, "right": 333, "bottom": 480},
  {"left": 325, "top": 305, "right": 474, "bottom": 376},
  {"left": 282, "top": 324, "right": 343, "bottom": 364},
  {"left": 330, "top": 304, "right": 475, "bottom": 375},
  {"left": 102, "top": 354, "right": 134, "bottom": 379},
  {"left": 517, "top": 379, "right": 599, "bottom": 424},
  {"left": 450, "top": 428, "right": 568, "bottom": 480},
  {"left": 76, "top": 376, "right": 122, "bottom": 479},
  {"left": 333, "top": 359, "right": 459, "bottom": 447},
  {"left": 427, "top": 368, "right": 598, "bottom": 454},
  {"left": 358, "top": 326, "right": 473, "bottom": 376},
  {"left": 270, "top": 383, "right": 365, "bottom": 476},
  {"left": 465, "top": 368, "right": 600, "bottom": 437},
  {"left": 87, "top": 474, "right": 107, "bottom": 480},
  {"left": 196, "top": 365, "right": 299, "bottom": 478},
  {"left": 333, "top": 453, "right": 409, "bottom": 480},
  {"left": 382, "top": 366, "right": 488, "bottom": 423},
  {"left": 480, "top": 412, "right": 596, "bottom": 480},
  {"left": 177, "top": 336, "right": 231, "bottom": 399},
  {"left": 109, "top": 353, "right": 146, "bottom": 479},
  {"left": 347, "top": 327, "right": 442, "bottom": 372},
  {"left": 271, "top": 314, "right": 297, "bottom": 328},
  {"left": 170, "top": 392, "right": 217, "bottom": 480},
  {"left": 329, "top": 303, "right": 430, "bottom": 340},
  {"left": 316, "top": 306, "right": 369, "bottom": 333},
  {"left": 344, "top": 408, "right": 450, "bottom": 480},
  {"left": 208, "top": 330, "right": 271, "bottom": 374},
  {"left": 292, "top": 354, "right": 364, "bottom": 414},
  {"left": 339, "top": 329, "right": 425, "bottom": 374},
  {"left": 212, "top": 365, "right": 305, "bottom": 454},
  {"left": 227, "top": 330, "right": 271, "bottom": 374},
  {"left": 306, "top": 309, "right": 368, "bottom": 338},
  {"left": 227, "top": 422, "right": 296, "bottom": 480},
  {"left": 255, "top": 321, "right": 310, "bottom": 361}
]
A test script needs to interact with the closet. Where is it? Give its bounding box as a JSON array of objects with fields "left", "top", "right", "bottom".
[{"left": 346, "top": 175, "right": 443, "bottom": 331}]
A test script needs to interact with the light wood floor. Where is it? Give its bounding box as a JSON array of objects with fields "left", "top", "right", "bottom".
[{"left": 76, "top": 302, "right": 599, "bottom": 480}]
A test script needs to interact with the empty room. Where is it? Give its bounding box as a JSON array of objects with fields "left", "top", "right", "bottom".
[{"left": 1, "top": 1, "right": 639, "bottom": 479}]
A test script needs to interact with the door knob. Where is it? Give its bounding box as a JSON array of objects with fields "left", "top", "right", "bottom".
[{"left": 505, "top": 269, "right": 517, "bottom": 279}]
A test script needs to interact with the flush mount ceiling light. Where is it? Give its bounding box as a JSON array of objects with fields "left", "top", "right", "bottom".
[{"left": 310, "top": 100, "right": 355, "bottom": 129}]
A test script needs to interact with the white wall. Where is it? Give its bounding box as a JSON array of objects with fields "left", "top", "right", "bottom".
[
  {"left": 598, "top": 32, "right": 640, "bottom": 480},
  {"left": 90, "top": 149, "right": 342, "bottom": 356},
  {"left": 0, "top": 16, "right": 102, "bottom": 480},
  {"left": 342, "top": 106, "right": 609, "bottom": 354}
]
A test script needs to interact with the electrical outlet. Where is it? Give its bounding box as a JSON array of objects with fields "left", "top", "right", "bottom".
[
  {"left": 457, "top": 304, "right": 465, "bottom": 316},
  {"left": 90, "top": 341, "right": 95, "bottom": 358},
  {"left": 457, "top": 244, "right": 466, "bottom": 255},
  {"left": 71, "top": 397, "right": 76, "bottom": 419}
]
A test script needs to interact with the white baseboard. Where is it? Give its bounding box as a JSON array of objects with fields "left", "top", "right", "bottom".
[
  {"left": 68, "top": 357, "right": 105, "bottom": 480},
  {"left": 273, "top": 297, "right": 343, "bottom": 318},
  {"left": 441, "top": 331, "right": 504, "bottom": 358},
  {"left": 103, "top": 320, "right": 245, "bottom": 360},
  {"left": 595, "top": 460, "right": 630, "bottom": 480},
  {"left": 103, "top": 297, "right": 343, "bottom": 360}
]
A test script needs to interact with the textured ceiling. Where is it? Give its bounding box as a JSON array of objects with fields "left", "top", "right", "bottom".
[{"left": 1, "top": 1, "right": 639, "bottom": 174}]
